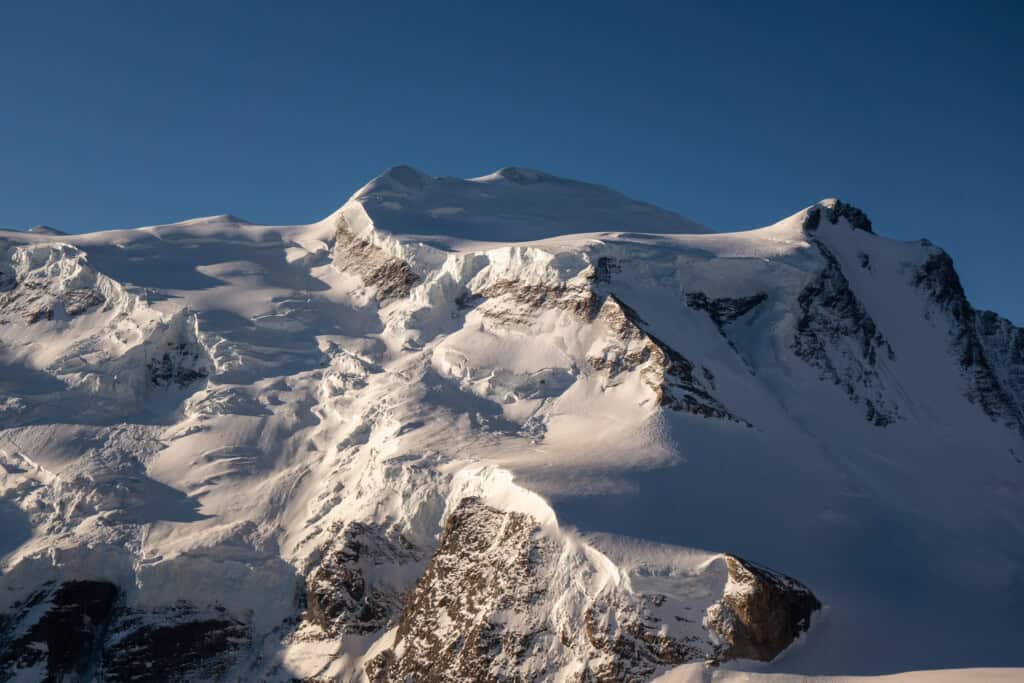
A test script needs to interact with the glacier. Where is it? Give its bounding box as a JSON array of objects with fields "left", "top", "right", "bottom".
[{"left": 0, "top": 166, "right": 1022, "bottom": 681}]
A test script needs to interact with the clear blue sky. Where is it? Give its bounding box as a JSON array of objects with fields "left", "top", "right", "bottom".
[{"left": 2, "top": 1, "right": 1021, "bottom": 322}]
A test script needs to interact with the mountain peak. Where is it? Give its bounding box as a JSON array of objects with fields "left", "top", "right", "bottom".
[
  {"left": 171, "top": 214, "right": 251, "bottom": 227},
  {"left": 1, "top": 178, "right": 1021, "bottom": 680},
  {"left": 478, "top": 167, "right": 562, "bottom": 185},
  {"left": 25, "top": 225, "right": 67, "bottom": 236},
  {"left": 355, "top": 165, "right": 434, "bottom": 198},
  {"left": 344, "top": 165, "right": 709, "bottom": 245},
  {"left": 803, "top": 198, "right": 874, "bottom": 234}
]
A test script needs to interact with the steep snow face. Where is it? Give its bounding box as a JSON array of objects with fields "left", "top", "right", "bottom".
[{"left": 1, "top": 175, "right": 1023, "bottom": 681}]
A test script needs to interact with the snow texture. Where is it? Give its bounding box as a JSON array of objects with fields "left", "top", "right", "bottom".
[{"left": 1, "top": 168, "right": 1023, "bottom": 681}]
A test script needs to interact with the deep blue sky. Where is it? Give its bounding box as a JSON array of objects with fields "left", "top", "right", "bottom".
[{"left": 2, "top": 2, "right": 1021, "bottom": 321}]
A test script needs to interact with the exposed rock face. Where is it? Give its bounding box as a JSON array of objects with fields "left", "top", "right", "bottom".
[
  {"left": 368, "top": 498, "right": 819, "bottom": 683},
  {"left": 824, "top": 199, "right": 873, "bottom": 233},
  {"left": 147, "top": 342, "right": 208, "bottom": 388},
  {"left": 0, "top": 582, "right": 250, "bottom": 682},
  {"left": 685, "top": 292, "right": 767, "bottom": 329},
  {"left": 368, "top": 498, "right": 708, "bottom": 683},
  {"left": 463, "top": 255, "right": 624, "bottom": 327},
  {"left": 448, "top": 257, "right": 746, "bottom": 424},
  {"left": 370, "top": 498, "right": 558, "bottom": 682},
  {"left": 15, "top": 181, "right": 1019, "bottom": 681},
  {"left": 135, "top": 312, "right": 211, "bottom": 390},
  {"left": 793, "top": 244, "right": 899, "bottom": 426},
  {"left": 684, "top": 291, "right": 767, "bottom": 353},
  {"left": 802, "top": 199, "right": 873, "bottom": 234},
  {"left": 0, "top": 580, "right": 118, "bottom": 681},
  {"left": 333, "top": 216, "right": 420, "bottom": 302},
  {"left": 593, "top": 256, "right": 621, "bottom": 284},
  {"left": 915, "top": 252, "right": 1024, "bottom": 434},
  {"left": 976, "top": 310, "right": 1024, "bottom": 420},
  {"left": 475, "top": 277, "right": 600, "bottom": 325},
  {"left": 704, "top": 556, "right": 821, "bottom": 662},
  {"left": 592, "top": 295, "right": 745, "bottom": 423},
  {"left": 0, "top": 243, "right": 108, "bottom": 324},
  {"left": 580, "top": 593, "right": 705, "bottom": 682},
  {"left": 305, "top": 522, "right": 421, "bottom": 636},
  {"left": 101, "top": 604, "right": 250, "bottom": 682}
]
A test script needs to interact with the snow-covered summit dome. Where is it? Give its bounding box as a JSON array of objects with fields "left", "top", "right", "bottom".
[
  {"left": 25, "top": 225, "right": 67, "bottom": 236},
  {"left": 342, "top": 165, "right": 709, "bottom": 246}
]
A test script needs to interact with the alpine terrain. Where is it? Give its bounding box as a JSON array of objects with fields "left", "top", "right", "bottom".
[{"left": 0, "top": 167, "right": 1022, "bottom": 682}]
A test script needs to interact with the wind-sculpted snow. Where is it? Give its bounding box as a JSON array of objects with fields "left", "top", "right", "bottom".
[{"left": 0, "top": 169, "right": 1022, "bottom": 681}]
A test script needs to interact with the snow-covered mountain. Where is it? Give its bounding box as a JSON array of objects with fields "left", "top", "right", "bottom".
[
  {"left": 22, "top": 226, "right": 67, "bottom": 237},
  {"left": 0, "top": 167, "right": 1022, "bottom": 682}
]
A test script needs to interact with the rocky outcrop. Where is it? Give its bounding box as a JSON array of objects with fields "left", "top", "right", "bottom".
[
  {"left": 463, "top": 256, "right": 623, "bottom": 327},
  {"left": 685, "top": 292, "right": 767, "bottom": 329},
  {"left": 333, "top": 216, "right": 420, "bottom": 302},
  {"left": 0, "top": 280, "right": 105, "bottom": 323},
  {"left": 976, "top": 310, "right": 1024, "bottom": 421},
  {"left": 685, "top": 290, "right": 767, "bottom": 354},
  {"left": 135, "top": 312, "right": 211, "bottom": 390},
  {"left": 593, "top": 256, "right": 621, "bottom": 284},
  {"left": 304, "top": 522, "right": 421, "bottom": 636},
  {"left": 793, "top": 244, "right": 899, "bottom": 426},
  {"left": 0, "top": 581, "right": 250, "bottom": 682},
  {"left": 368, "top": 498, "right": 559, "bottom": 682},
  {"left": 704, "top": 556, "right": 821, "bottom": 662},
  {"left": 462, "top": 258, "right": 743, "bottom": 424},
  {"left": 802, "top": 199, "right": 873, "bottom": 234},
  {"left": 101, "top": 604, "right": 250, "bottom": 682},
  {"left": 915, "top": 252, "right": 1024, "bottom": 435},
  {"left": 592, "top": 295, "right": 746, "bottom": 423},
  {"left": 474, "top": 277, "right": 600, "bottom": 325},
  {"left": 0, "top": 243, "right": 109, "bottom": 324},
  {"left": 147, "top": 342, "right": 208, "bottom": 388},
  {"left": 368, "top": 498, "right": 819, "bottom": 683},
  {"left": 368, "top": 498, "right": 707, "bottom": 682},
  {"left": 0, "top": 580, "right": 118, "bottom": 681},
  {"left": 581, "top": 593, "right": 705, "bottom": 681}
]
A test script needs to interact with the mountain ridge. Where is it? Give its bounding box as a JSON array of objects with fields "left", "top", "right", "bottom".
[{"left": 0, "top": 169, "right": 1022, "bottom": 680}]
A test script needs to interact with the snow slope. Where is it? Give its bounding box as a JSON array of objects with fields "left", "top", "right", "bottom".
[{"left": 0, "top": 167, "right": 1022, "bottom": 681}]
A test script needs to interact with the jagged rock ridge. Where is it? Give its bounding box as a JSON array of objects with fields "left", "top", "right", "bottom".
[
  {"left": 914, "top": 251, "right": 1024, "bottom": 435},
  {"left": 793, "top": 243, "right": 900, "bottom": 426}
]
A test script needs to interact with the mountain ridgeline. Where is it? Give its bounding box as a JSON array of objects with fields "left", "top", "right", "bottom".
[{"left": 0, "top": 167, "right": 1021, "bottom": 680}]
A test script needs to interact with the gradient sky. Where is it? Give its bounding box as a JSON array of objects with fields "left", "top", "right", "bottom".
[{"left": 2, "top": 1, "right": 1021, "bottom": 322}]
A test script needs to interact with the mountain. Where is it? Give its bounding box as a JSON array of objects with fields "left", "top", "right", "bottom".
[
  {"left": 24, "top": 225, "right": 67, "bottom": 236},
  {"left": 0, "top": 167, "right": 1022, "bottom": 681}
]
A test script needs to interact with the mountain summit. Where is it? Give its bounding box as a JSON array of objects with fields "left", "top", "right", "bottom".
[
  {"left": 0, "top": 170, "right": 1021, "bottom": 681},
  {"left": 341, "top": 165, "right": 709, "bottom": 247}
]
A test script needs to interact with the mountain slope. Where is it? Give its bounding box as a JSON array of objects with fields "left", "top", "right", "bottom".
[{"left": 0, "top": 167, "right": 1021, "bottom": 681}]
